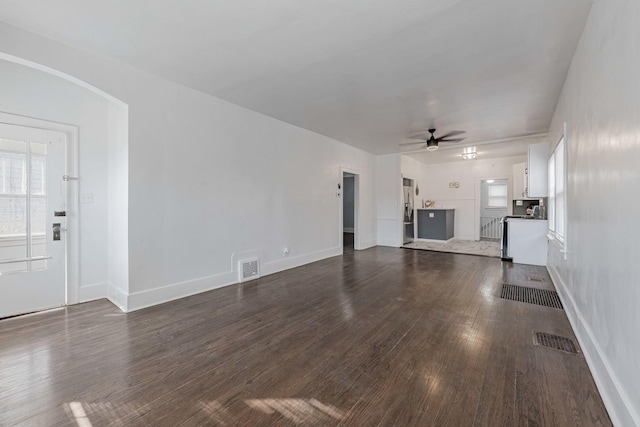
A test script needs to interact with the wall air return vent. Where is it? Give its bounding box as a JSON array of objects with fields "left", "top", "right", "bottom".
[{"left": 238, "top": 258, "right": 260, "bottom": 283}]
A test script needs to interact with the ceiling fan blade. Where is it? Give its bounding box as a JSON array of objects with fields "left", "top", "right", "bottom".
[
  {"left": 407, "top": 132, "right": 431, "bottom": 140},
  {"left": 437, "top": 138, "right": 466, "bottom": 143},
  {"left": 436, "top": 130, "right": 466, "bottom": 140},
  {"left": 399, "top": 141, "right": 427, "bottom": 146}
]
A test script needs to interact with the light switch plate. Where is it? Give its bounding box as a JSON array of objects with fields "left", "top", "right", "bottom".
[
  {"left": 429, "top": 212, "right": 435, "bottom": 218},
  {"left": 80, "top": 193, "right": 94, "bottom": 204}
]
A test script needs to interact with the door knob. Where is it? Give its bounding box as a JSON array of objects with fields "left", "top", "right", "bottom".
[{"left": 52, "top": 223, "right": 61, "bottom": 241}]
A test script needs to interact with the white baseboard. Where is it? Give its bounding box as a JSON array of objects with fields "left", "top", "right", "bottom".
[
  {"left": 262, "top": 246, "right": 342, "bottom": 276},
  {"left": 357, "top": 238, "right": 377, "bottom": 250},
  {"left": 107, "top": 284, "right": 129, "bottom": 312},
  {"left": 548, "top": 265, "right": 639, "bottom": 427},
  {"left": 126, "top": 270, "right": 237, "bottom": 312},
  {"left": 413, "top": 237, "right": 455, "bottom": 243},
  {"left": 123, "top": 246, "right": 342, "bottom": 313},
  {"left": 78, "top": 282, "right": 107, "bottom": 303}
]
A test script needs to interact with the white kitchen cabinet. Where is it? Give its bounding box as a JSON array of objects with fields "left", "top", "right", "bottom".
[
  {"left": 527, "top": 143, "right": 549, "bottom": 197},
  {"left": 512, "top": 162, "right": 531, "bottom": 200}
]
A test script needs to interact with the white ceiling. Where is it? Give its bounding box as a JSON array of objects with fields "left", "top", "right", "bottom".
[
  {"left": 407, "top": 135, "right": 543, "bottom": 164},
  {"left": 0, "top": 0, "right": 592, "bottom": 155}
]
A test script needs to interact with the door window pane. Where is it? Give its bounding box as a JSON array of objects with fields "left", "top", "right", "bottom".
[
  {"left": 0, "top": 139, "right": 28, "bottom": 273},
  {"left": 30, "top": 142, "right": 47, "bottom": 270},
  {"left": 0, "top": 139, "right": 48, "bottom": 273}
]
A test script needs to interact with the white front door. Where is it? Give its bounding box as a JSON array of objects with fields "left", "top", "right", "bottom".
[{"left": 0, "top": 123, "right": 67, "bottom": 318}]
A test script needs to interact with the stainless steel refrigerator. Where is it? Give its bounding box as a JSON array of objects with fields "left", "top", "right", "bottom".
[{"left": 403, "top": 178, "right": 414, "bottom": 244}]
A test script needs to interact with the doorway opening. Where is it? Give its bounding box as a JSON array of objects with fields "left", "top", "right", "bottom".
[
  {"left": 479, "top": 178, "right": 508, "bottom": 241},
  {"left": 341, "top": 170, "right": 358, "bottom": 253},
  {"left": 402, "top": 177, "right": 415, "bottom": 244}
]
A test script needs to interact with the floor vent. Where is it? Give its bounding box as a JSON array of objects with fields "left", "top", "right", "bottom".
[
  {"left": 238, "top": 258, "right": 260, "bottom": 283},
  {"left": 527, "top": 276, "right": 546, "bottom": 282},
  {"left": 533, "top": 332, "right": 580, "bottom": 355},
  {"left": 500, "top": 284, "right": 563, "bottom": 309}
]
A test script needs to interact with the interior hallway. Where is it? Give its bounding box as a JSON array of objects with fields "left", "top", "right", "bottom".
[{"left": 0, "top": 248, "right": 610, "bottom": 426}]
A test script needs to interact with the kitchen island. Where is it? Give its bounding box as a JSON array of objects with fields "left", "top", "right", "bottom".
[{"left": 417, "top": 209, "right": 455, "bottom": 240}]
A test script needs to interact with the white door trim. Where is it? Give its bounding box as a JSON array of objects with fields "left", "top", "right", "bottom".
[
  {"left": 474, "top": 175, "right": 512, "bottom": 241},
  {"left": 339, "top": 166, "right": 360, "bottom": 250},
  {"left": 0, "top": 111, "right": 80, "bottom": 305}
]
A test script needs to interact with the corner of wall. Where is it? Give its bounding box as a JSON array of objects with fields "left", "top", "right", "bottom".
[
  {"left": 107, "top": 283, "right": 129, "bottom": 312},
  {"left": 78, "top": 282, "right": 108, "bottom": 303}
]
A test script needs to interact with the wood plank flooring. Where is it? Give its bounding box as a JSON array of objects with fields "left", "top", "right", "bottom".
[{"left": 0, "top": 247, "right": 611, "bottom": 426}]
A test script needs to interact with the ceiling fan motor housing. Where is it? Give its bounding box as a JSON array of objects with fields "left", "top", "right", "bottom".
[{"left": 426, "top": 139, "right": 438, "bottom": 150}]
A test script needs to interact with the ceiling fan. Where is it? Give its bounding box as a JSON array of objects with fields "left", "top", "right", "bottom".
[{"left": 400, "top": 128, "right": 466, "bottom": 151}]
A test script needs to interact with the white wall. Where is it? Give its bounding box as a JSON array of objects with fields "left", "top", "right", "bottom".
[
  {"left": 376, "top": 154, "right": 402, "bottom": 247},
  {"left": 0, "top": 23, "right": 377, "bottom": 311},
  {"left": 546, "top": 0, "right": 640, "bottom": 425},
  {"left": 0, "top": 59, "right": 110, "bottom": 302},
  {"left": 421, "top": 156, "right": 525, "bottom": 240},
  {"left": 107, "top": 102, "right": 129, "bottom": 310}
]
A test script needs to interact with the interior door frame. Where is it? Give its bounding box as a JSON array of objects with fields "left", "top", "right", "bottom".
[
  {"left": 339, "top": 166, "right": 360, "bottom": 250},
  {"left": 474, "top": 175, "right": 512, "bottom": 241},
  {"left": 400, "top": 173, "right": 415, "bottom": 243},
  {"left": 0, "top": 111, "right": 80, "bottom": 305}
]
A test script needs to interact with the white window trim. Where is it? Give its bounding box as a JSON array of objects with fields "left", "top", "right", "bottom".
[{"left": 548, "top": 123, "right": 568, "bottom": 257}]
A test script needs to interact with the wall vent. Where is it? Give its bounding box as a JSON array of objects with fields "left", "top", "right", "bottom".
[{"left": 238, "top": 258, "right": 260, "bottom": 283}]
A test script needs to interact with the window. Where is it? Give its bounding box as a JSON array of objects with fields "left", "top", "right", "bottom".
[
  {"left": 548, "top": 154, "right": 555, "bottom": 232},
  {"left": 548, "top": 131, "right": 566, "bottom": 243},
  {"left": 487, "top": 183, "right": 508, "bottom": 208},
  {"left": 0, "top": 139, "right": 47, "bottom": 236},
  {"left": 555, "top": 137, "right": 565, "bottom": 239}
]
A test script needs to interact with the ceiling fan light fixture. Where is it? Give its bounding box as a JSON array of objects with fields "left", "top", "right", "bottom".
[{"left": 426, "top": 140, "right": 439, "bottom": 151}]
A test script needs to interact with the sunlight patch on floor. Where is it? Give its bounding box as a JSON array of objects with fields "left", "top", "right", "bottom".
[
  {"left": 199, "top": 400, "right": 233, "bottom": 424},
  {"left": 62, "top": 398, "right": 344, "bottom": 425},
  {"left": 64, "top": 402, "right": 92, "bottom": 427},
  {"left": 245, "top": 398, "right": 344, "bottom": 424}
]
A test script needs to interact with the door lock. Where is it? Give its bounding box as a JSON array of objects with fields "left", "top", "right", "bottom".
[{"left": 53, "top": 223, "right": 61, "bottom": 241}]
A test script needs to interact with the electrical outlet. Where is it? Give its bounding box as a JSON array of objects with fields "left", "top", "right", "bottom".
[{"left": 283, "top": 247, "right": 290, "bottom": 256}]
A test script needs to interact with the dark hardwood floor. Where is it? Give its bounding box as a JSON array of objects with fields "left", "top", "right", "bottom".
[
  {"left": 0, "top": 247, "right": 611, "bottom": 426},
  {"left": 343, "top": 232, "right": 354, "bottom": 253}
]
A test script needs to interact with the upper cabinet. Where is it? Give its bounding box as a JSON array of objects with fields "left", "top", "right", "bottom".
[
  {"left": 527, "top": 143, "right": 548, "bottom": 197},
  {"left": 512, "top": 162, "right": 528, "bottom": 199},
  {"left": 512, "top": 142, "right": 549, "bottom": 200}
]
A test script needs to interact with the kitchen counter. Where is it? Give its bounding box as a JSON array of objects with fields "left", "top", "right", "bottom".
[{"left": 507, "top": 218, "right": 548, "bottom": 266}]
